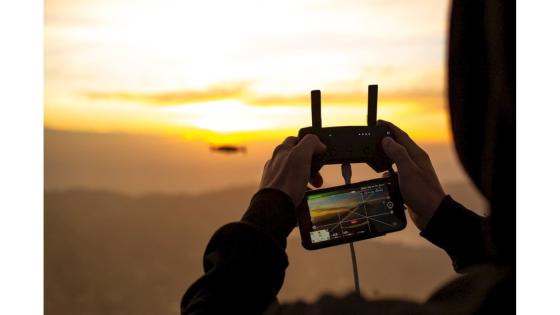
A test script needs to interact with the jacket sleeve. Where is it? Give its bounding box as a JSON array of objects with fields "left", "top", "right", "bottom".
[
  {"left": 180, "top": 189, "right": 296, "bottom": 315},
  {"left": 420, "top": 195, "right": 495, "bottom": 273}
]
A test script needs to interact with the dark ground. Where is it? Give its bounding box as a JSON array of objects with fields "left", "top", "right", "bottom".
[{"left": 45, "top": 182, "right": 482, "bottom": 315}]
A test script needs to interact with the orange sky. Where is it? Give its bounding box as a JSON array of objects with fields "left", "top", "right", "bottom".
[{"left": 45, "top": 0, "right": 451, "bottom": 144}]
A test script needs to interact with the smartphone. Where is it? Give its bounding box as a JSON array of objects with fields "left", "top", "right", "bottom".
[{"left": 297, "top": 176, "right": 406, "bottom": 250}]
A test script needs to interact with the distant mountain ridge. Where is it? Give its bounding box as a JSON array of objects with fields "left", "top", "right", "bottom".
[{"left": 45, "top": 128, "right": 477, "bottom": 195}]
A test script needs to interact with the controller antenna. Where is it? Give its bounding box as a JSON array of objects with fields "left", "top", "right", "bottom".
[
  {"left": 311, "top": 90, "right": 322, "bottom": 128},
  {"left": 367, "top": 84, "right": 378, "bottom": 126}
]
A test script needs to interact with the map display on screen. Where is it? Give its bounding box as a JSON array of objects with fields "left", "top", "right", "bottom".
[{"left": 307, "top": 181, "right": 400, "bottom": 244}]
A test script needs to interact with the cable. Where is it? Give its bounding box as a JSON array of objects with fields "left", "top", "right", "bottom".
[
  {"left": 349, "top": 242, "right": 360, "bottom": 294},
  {"left": 341, "top": 163, "right": 352, "bottom": 186},
  {"left": 341, "top": 163, "right": 360, "bottom": 295}
]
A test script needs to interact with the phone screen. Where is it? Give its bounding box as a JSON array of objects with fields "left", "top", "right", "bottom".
[{"left": 306, "top": 179, "right": 404, "bottom": 244}]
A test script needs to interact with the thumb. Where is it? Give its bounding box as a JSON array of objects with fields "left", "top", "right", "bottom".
[
  {"left": 382, "top": 137, "right": 416, "bottom": 172},
  {"left": 293, "top": 135, "right": 327, "bottom": 179},
  {"left": 295, "top": 134, "right": 327, "bottom": 157}
]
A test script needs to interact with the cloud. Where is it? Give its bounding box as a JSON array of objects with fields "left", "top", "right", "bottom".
[
  {"left": 248, "top": 89, "right": 443, "bottom": 107},
  {"left": 84, "top": 83, "right": 249, "bottom": 105},
  {"left": 85, "top": 83, "right": 443, "bottom": 108}
]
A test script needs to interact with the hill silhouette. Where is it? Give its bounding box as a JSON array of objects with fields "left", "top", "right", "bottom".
[
  {"left": 45, "top": 181, "right": 483, "bottom": 315},
  {"left": 44, "top": 128, "right": 477, "bottom": 195}
]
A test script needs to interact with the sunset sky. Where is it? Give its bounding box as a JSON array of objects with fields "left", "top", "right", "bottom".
[{"left": 45, "top": 0, "right": 450, "bottom": 144}]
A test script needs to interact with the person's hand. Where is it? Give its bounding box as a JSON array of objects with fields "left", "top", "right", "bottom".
[
  {"left": 260, "top": 135, "right": 327, "bottom": 206},
  {"left": 378, "top": 120, "right": 446, "bottom": 231}
]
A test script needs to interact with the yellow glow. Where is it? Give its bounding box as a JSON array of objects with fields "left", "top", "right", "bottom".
[
  {"left": 45, "top": 97, "right": 450, "bottom": 144},
  {"left": 164, "top": 101, "right": 301, "bottom": 133}
]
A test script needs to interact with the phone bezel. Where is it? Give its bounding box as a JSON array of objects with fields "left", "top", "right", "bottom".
[{"left": 297, "top": 176, "right": 407, "bottom": 250}]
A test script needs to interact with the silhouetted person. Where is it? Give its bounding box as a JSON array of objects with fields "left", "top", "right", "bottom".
[{"left": 181, "top": 0, "right": 515, "bottom": 313}]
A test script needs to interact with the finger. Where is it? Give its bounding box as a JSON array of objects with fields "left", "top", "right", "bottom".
[
  {"left": 382, "top": 171, "right": 390, "bottom": 178},
  {"left": 377, "top": 120, "right": 431, "bottom": 169},
  {"left": 309, "top": 172, "right": 323, "bottom": 188},
  {"left": 287, "top": 135, "right": 326, "bottom": 185},
  {"left": 272, "top": 136, "right": 298, "bottom": 156},
  {"left": 282, "top": 136, "right": 298, "bottom": 147},
  {"left": 293, "top": 134, "right": 327, "bottom": 158},
  {"left": 377, "top": 120, "right": 423, "bottom": 157},
  {"left": 382, "top": 137, "right": 417, "bottom": 173}
]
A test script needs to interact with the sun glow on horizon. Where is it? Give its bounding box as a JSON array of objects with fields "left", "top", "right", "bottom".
[
  {"left": 165, "top": 101, "right": 301, "bottom": 133},
  {"left": 45, "top": 97, "right": 450, "bottom": 145}
]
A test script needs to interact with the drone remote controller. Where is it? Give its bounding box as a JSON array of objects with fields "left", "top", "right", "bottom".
[{"left": 298, "top": 84, "right": 394, "bottom": 174}]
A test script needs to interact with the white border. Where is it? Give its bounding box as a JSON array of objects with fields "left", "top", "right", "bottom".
[
  {"left": 518, "top": 1, "right": 560, "bottom": 314},
  {"left": 0, "top": 0, "right": 44, "bottom": 313}
]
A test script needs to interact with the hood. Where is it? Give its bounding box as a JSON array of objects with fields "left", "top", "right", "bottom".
[{"left": 447, "top": 0, "right": 515, "bottom": 264}]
